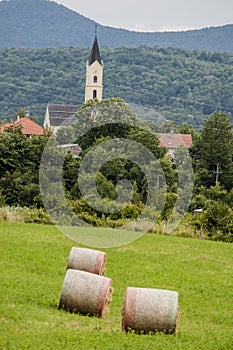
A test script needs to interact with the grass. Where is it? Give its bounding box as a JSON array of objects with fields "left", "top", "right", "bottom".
[{"left": 0, "top": 222, "right": 232, "bottom": 349}]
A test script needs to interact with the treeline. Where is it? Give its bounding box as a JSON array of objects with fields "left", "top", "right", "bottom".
[
  {"left": 0, "top": 99, "right": 232, "bottom": 242},
  {"left": 0, "top": 46, "right": 233, "bottom": 128},
  {"left": 0, "top": 0, "right": 233, "bottom": 52}
]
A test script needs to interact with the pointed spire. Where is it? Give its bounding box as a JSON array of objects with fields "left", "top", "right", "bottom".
[{"left": 88, "top": 28, "right": 102, "bottom": 66}]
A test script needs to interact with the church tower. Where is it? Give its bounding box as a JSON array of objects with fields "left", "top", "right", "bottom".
[{"left": 85, "top": 33, "right": 103, "bottom": 102}]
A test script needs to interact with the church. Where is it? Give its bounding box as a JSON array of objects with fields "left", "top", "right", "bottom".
[
  {"left": 43, "top": 35, "right": 192, "bottom": 153},
  {"left": 43, "top": 34, "right": 103, "bottom": 133}
]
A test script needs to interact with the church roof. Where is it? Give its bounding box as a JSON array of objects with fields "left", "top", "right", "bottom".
[
  {"left": 47, "top": 104, "right": 80, "bottom": 127},
  {"left": 88, "top": 36, "right": 102, "bottom": 66}
]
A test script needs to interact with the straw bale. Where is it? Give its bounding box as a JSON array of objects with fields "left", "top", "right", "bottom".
[
  {"left": 67, "top": 247, "right": 106, "bottom": 275},
  {"left": 122, "top": 287, "right": 179, "bottom": 334},
  {"left": 58, "top": 269, "right": 113, "bottom": 318}
]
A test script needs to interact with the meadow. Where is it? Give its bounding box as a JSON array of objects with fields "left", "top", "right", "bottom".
[{"left": 0, "top": 222, "right": 232, "bottom": 349}]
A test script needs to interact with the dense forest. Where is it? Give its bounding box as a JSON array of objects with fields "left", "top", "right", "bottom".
[
  {"left": 0, "top": 99, "right": 232, "bottom": 242},
  {"left": 0, "top": 0, "right": 232, "bottom": 53},
  {"left": 0, "top": 46, "right": 232, "bottom": 128}
]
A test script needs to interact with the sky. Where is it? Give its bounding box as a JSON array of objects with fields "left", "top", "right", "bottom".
[{"left": 54, "top": 0, "right": 233, "bottom": 32}]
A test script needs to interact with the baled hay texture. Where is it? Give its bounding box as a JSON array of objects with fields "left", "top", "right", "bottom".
[
  {"left": 67, "top": 247, "right": 106, "bottom": 275},
  {"left": 58, "top": 269, "right": 113, "bottom": 318},
  {"left": 122, "top": 287, "right": 179, "bottom": 334}
]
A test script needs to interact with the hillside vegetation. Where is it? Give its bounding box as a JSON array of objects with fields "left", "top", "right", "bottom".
[
  {"left": 0, "top": 0, "right": 232, "bottom": 52},
  {"left": 1, "top": 102, "right": 232, "bottom": 243},
  {"left": 0, "top": 46, "right": 232, "bottom": 127},
  {"left": 0, "top": 222, "right": 232, "bottom": 349}
]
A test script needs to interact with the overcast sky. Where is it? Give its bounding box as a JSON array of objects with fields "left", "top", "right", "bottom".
[{"left": 54, "top": 0, "right": 233, "bottom": 32}]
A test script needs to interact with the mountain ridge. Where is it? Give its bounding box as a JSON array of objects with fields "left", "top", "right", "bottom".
[{"left": 0, "top": 0, "right": 232, "bottom": 52}]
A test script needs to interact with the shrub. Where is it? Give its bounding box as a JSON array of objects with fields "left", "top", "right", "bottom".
[{"left": 0, "top": 206, "right": 52, "bottom": 225}]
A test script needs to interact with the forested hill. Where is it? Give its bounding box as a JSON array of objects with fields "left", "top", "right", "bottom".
[
  {"left": 0, "top": 46, "right": 232, "bottom": 128},
  {"left": 0, "top": 0, "right": 232, "bottom": 53}
]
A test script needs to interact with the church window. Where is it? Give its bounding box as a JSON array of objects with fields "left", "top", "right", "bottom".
[
  {"left": 94, "top": 76, "right": 98, "bottom": 83},
  {"left": 93, "top": 90, "right": 97, "bottom": 99}
]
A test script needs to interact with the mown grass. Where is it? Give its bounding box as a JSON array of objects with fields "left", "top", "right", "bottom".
[{"left": 0, "top": 222, "right": 232, "bottom": 349}]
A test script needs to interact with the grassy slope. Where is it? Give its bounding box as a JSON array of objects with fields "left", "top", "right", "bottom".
[{"left": 0, "top": 222, "right": 232, "bottom": 349}]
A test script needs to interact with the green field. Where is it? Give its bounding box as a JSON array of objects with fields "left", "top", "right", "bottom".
[{"left": 0, "top": 222, "right": 232, "bottom": 349}]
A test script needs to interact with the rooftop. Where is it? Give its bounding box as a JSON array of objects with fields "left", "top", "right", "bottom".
[
  {"left": 158, "top": 133, "right": 192, "bottom": 149},
  {"left": 0, "top": 117, "right": 44, "bottom": 136},
  {"left": 46, "top": 104, "right": 80, "bottom": 127},
  {"left": 88, "top": 35, "right": 102, "bottom": 66}
]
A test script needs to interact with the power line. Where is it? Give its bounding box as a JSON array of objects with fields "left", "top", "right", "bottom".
[
  {"left": 0, "top": 80, "right": 81, "bottom": 102},
  {"left": 108, "top": 84, "right": 233, "bottom": 112},
  {"left": 0, "top": 51, "right": 233, "bottom": 114}
]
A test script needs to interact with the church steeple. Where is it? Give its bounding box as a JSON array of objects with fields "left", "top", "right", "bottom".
[
  {"left": 85, "top": 29, "right": 104, "bottom": 102},
  {"left": 88, "top": 35, "right": 102, "bottom": 66}
]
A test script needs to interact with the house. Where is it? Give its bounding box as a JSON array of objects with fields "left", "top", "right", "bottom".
[
  {"left": 0, "top": 117, "right": 45, "bottom": 137},
  {"left": 43, "top": 34, "right": 103, "bottom": 133},
  {"left": 158, "top": 133, "right": 192, "bottom": 156}
]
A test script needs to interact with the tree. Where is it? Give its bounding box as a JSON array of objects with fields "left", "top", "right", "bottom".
[
  {"left": 159, "top": 120, "right": 177, "bottom": 133},
  {"left": 192, "top": 112, "right": 233, "bottom": 189},
  {"left": 0, "top": 130, "right": 49, "bottom": 206},
  {"left": 74, "top": 98, "right": 140, "bottom": 150},
  {"left": 14, "top": 108, "right": 28, "bottom": 119},
  {"left": 177, "top": 122, "right": 198, "bottom": 141}
]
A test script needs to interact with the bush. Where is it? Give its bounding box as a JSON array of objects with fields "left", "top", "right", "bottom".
[
  {"left": 187, "top": 201, "right": 233, "bottom": 242},
  {"left": 0, "top": 206, "right": 52, "bottom": 225}
]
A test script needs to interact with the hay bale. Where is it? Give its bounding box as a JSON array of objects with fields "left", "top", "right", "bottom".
[
  {"left": 58, "top": 269, "right": 113, "bottom": 318},
  {"left": 122, "top": 287, "right": 179, "bottom": 334},
  {"left": 67, "top": 247, "right": 106, "bottom": 275}
]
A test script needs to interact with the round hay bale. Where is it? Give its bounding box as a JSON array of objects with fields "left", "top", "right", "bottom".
[
  {"left": 122, "top": 287, "right": 179, "bottom": 334},
  {"left": 58, "top": 269, "right": 113, "bottom": 318},
  {"left": 67, "top": 247, "right": 106, "bottom": 275}
]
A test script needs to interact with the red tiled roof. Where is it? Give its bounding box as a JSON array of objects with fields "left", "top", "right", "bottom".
[
  {"left": 0, "top": 118, "right": 44, "bottom": 135},
  {"left": 158, "top": 133, "right": 192, "bottom": 149}
]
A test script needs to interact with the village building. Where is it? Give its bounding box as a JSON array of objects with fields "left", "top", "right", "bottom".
[
  {"left": 158, "top": 133, "right": 192, "bottom": 156},
  {"left": 43, "top": 34, "right": 103, "bottom": 133},
  {"left": 0, "top": 116, "right": 45, "bottom": 137},
  {"left": 43, "top": 104, "right": 80, "bottom": 134},
  {"left": 85, "top": 35, "right": 103, "bottom": 102},
  {"left": 43, "top": 32, "right": 192, "bottom": 155}
]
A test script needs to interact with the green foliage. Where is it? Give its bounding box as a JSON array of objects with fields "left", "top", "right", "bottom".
[
  {"left": 0, "top": 131, "right": 49, "bottom": 206},
  {"left": 74, "top": 98, "right": 140, "bottom": 149},
  {"left": 0, "top": 223, "right": 232, "bottom": 349},
  {"left": 128, "top": 127, "right": 164, "bottom": 158},
  {"left": 14, "top": 108, "right": 28, "bottom": 119},
  {"left": 55, "top": 126, "right": 75, "bottom": 145},
  {"left": 70, "top": 98, "right": 170, "bottom": 211},
  {"left": 202, "top": 201, "right": 233, "bottom": 242},
  {"left": 177, "top": 122, "right": 199, "bottom": 141},
  {"left": 72, "top": 197, "right": 143, "bottom": 227},
  {"left": 188, "top": 201, "right": 233, "bottom": 243},
  {"left": 0, "top": 100, "right": 232, "bottom": 242},
  {"left": 0, "top": 46, "right": 233, "bottom": 127},
  {"left": 0, "top": 206, "right": 52, "bottom": 224},
  {"left": 0, "top": 188, "right": 5, "bottom": 206},
  {"left": 192, "top": 112, "right": 233, "bottom": 189}
]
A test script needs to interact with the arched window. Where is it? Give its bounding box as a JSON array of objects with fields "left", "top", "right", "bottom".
[
  {"left": 93, "top": 90, "right": 97, "bottom": 99},
  {"left": 94, "top": 76, "right": 98, "bottom": 83}
]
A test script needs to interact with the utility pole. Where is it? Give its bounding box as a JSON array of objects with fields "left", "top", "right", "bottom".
[{"left": 213, "top": 163, "right": 222, "bottom": 185}]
